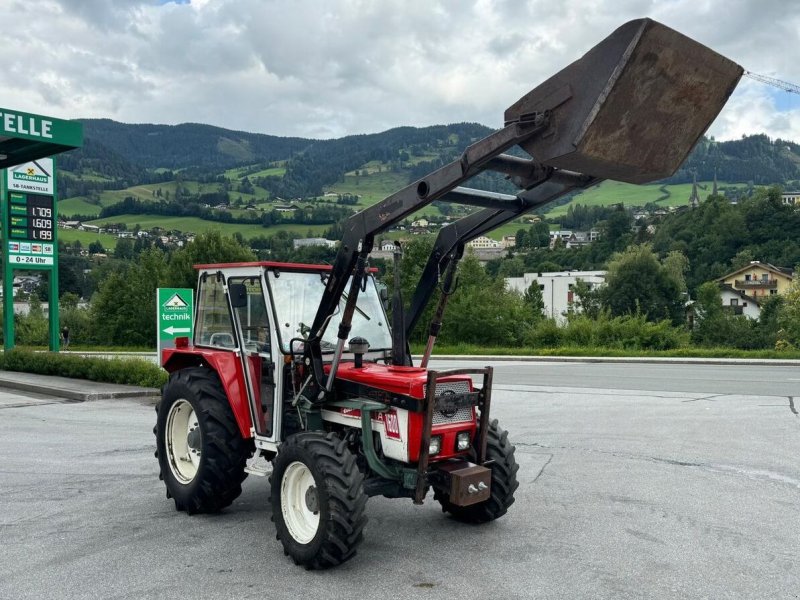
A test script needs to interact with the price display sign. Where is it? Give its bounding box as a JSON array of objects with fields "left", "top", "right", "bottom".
[{"left": 6, "top": 192, "right": 55, "bottom": 265}]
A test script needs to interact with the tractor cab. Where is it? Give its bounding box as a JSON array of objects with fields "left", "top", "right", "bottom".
[{"left": 163, "top": 261, "right": 393, "bottom": 446}]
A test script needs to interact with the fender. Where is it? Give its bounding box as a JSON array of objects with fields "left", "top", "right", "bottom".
[{"left": 162, "top": 347, "right": 253, "bottom": 439}]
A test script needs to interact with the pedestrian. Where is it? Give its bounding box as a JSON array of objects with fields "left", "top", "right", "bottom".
[{"left": 61, "top": 326, "right": 70, "bottom": 349}]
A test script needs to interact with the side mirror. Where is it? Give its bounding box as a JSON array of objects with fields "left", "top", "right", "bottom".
[
  {"left": 379, "top": 286, "right": 389, "bottom": 307},
  {"left": 228, "top": 283, "right": 248, "bottom": 309}
]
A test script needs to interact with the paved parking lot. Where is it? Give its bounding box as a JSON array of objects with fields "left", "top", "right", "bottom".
[{"left": 1, "top": 370, "right": 799, "bottom": 599}]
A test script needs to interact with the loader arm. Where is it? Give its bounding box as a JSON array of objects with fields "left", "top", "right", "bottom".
[
  {"left": 403, "top": 170, "right": 599, "bottom": 342},
  {"left": 304, "top": 114, "right": 552, "bottom": 386},
  {"left": 302, "top": 17, "right": 742, "bottom": 392}
]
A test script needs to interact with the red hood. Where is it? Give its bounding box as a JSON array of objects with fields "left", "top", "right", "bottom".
[{"left": 331, "top": 362, "right": 471, "bottom": 398}]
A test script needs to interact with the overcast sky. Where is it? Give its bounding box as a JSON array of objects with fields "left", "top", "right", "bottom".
[{"left": 2, "top": 0, "right": 798, "bottom": 141}]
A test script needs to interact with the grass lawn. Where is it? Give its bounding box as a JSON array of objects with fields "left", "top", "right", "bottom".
[
  {"left": 326, "top": 171, "right": 409, "bottom": 206},
  {"left": 224, "top": 164, "right": 286, "bottom": 179},
  {"left": 485, "top": 221, "right": 527, "bottom": 240},
  {"left": 60, "top": 197, "right": 103, "bottom": 217},
  {"left": 544, "top": 180, "right": 750, "bottom": 218},
  {"left": 85, "top": 214, "right": 328, "bottom": 239},
  {"left": 58, "top": 228, "right": 119, "bottom": 249}
]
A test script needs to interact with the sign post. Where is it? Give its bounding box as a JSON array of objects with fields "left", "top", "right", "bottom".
[{"left": 157, "top": 288, "right": 194, "bottom": 364}]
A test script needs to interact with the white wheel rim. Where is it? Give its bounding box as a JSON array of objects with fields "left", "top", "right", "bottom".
[
  {"left": 281, "top": 461, "right": 320, "bottom": 544},
  {"left": 165, "top": 399, "right": 201, "bottom": 484}
]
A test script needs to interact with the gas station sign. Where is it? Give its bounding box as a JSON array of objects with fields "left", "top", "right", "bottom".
[
  {"left": 0, "top": 108, "right": 82, "bottom": 352},
  {"left": 5, "top": 159, "right": 57, "bottom": 265}
]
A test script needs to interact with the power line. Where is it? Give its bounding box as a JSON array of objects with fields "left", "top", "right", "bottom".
[{"left": 744, "top": 71, "right": 800, "bottom": 95}]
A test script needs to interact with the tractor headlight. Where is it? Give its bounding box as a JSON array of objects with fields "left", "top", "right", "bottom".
[
  {"left": 429, "top": 436, "right": 442, "bottom": 456},
  {"left": 456, "top": 432, "right": 471, "bottom": 452}
]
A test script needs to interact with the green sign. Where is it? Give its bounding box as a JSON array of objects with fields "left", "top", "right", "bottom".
[
  {"left": 0, "top": 107, "right": 81, "bottom": 353},
  {"left": 2, "top": 157, "right": 60, "bottom": 351},
  {"left": 0, "top": 108, "right": 83, "bottom": 148},
  {"left": 158, "top": 288, "right": 194, "bottom": 360}
]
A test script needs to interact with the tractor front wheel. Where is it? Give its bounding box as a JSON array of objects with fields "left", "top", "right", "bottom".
[
  {"left": 270, "top": 432, "right": 368, "bottom": 569},
  {"left": 155, "top": 367, "right": 249, "bottom": 513},
  {"left": 434, "top": 418, "right": 519, "bottom": 523}
]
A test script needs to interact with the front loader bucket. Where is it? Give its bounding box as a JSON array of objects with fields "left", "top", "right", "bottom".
[{"left": 505, "top": 18, "right": 743, "bottom": 184}]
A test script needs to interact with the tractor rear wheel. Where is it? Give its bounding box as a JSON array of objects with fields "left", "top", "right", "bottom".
[
  {"left": 270, "top": 432, "right": 368, "bottom": 569},
  {"left": 434, "top": 418, "right": 519, "bottom": 523},
  {"left": 155, "top": 367, "right": 249, "bottom": 514}
]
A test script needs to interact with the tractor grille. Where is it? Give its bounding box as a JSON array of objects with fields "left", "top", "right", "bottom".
[{"left": 423, "top": 380, "right": 474, "bottom": 425}]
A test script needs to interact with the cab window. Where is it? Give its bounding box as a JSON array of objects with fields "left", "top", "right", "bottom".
[{"left": 195, "top": 275, "right": 236, "bottom": 349}]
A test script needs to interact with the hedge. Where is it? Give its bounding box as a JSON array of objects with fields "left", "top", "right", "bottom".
[{"left": 0, "top": 349, "right": 167, "bottom": 388}]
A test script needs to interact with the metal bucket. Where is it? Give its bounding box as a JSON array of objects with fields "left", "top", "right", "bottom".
[{"left": 506, "top": 19, "right": 743, "bottom": 184}]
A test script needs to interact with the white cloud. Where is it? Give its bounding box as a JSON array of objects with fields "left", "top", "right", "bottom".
[{"left": 0, "top": 0, "right": 798, "bottom": 141}]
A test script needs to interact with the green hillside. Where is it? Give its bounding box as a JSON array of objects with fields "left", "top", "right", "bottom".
[{"left": 54, "top": 120, "right": 800, "bottom": 252}]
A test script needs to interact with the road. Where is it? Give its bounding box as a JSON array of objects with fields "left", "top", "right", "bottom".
[
  {"left": 1, "top": 362, "right": 798, "bottom": 599},
  {"left": 428, "top": 358, "right": 800, "bottom": 397}
]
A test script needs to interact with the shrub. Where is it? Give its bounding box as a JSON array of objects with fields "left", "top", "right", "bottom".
[
  {"left": 524, "top": 319, "right": 563, "bottom": 348},
  {"left": 0, "top": 349, "right": 166, "bottom": 388},
  {"left": 524, "top": 313, "right": 688, "bottom": 351}
]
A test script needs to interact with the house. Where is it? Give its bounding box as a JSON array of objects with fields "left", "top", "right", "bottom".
[
  {"left": 548, "top": 230, "right": 573, "bottom": 248},
  {"left": 380, "top": 240, "right": 397, "bottom": 252},
  {"left": 502, "top": 236, "right": 516, "bottom": 249},
  {"left": 292, "top": 238, "right": 337, "bottom": 250},
  {"left": 468, "top": 236, "right": 502, "bottom": 249},
  {"left": 782, "top": 192, "right": 800, "bottom": 206},
  {"left": 411, "top": 218, "right": 430, "bottom": 228},
  {"left": 79, "top": 224, "right": 100, "bottom": 233},
  {"left": 719, "top": 284, "right": 762, "bottom": 319},
  {"left": 717, "top": 261, "right": 793, "bottom": 300},
  {"left": 564, "top": 230, "right": 599, "bottom": 249},
  {"left": 505, "top": 270, "right": 607, "bottom": 323},
  {"left": 714, "top": 261, "right": 794, "bottom": 319}
]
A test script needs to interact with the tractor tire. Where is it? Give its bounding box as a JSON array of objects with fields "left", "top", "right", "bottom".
[
  {"left": 434, "top": 418, "right": 519, "bottom": 523},
  {"left": 270, "top": 432, "right": 368, "bottom": 569},
  {"left": 155, "top": 367, "right": 249, "bottom": 514}
]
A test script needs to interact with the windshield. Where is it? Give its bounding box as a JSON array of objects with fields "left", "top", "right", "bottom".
[{"left": 267, "top": 270, "right": 392, "bottom": 354}]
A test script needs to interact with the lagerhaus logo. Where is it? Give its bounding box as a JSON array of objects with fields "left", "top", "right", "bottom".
[
  {"left": 163, "top": 293, "right": 189, "bottom": 310},
  {"left": 12, "top": 165, "right": 48, "bottom": 184}
]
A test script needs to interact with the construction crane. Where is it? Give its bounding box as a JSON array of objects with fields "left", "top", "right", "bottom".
[{"left": 745, "top": 71, "right": 800, "bottom": 95}]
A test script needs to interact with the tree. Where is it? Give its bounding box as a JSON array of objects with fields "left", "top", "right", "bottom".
[
  {"left": 777, "top": 277, "right": 800, "bottom": 347},
  {"left": 571, "top": 278, "right": 601, "bottom": 320},
  {"left": 167, "top": 230, "right": 256, "bottom": 290},
  {"left": 523, "top": 282, "right": 545, "bottom": 320},
  {"left": 114, "top": 238, "right": 134, "bottom": 260},
  {"left": 600, "top": 244, "right": 683, "bottom": 323},
  {"left": 88, "top": 241, "right": 105, "bottom": 254},
  {"left": 91, "top": 248, "right": 169, "bottom": 346},
  {"left": 662, "top": 250, "right": 689, "bottom": 294}
]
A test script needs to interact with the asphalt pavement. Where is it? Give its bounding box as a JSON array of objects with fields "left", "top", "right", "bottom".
[{"left": 1, "top": 362, "right": 798, "bottom": 599}]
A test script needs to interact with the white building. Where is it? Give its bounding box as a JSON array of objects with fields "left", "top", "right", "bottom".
[
  {"left": 468, "top": 236, "right": 502, "bottom": 249},
  {"left": 719, "top": 284, "right": 762, "bottom": 319},
  {"left": 292, "top": 238, "right": 337, "bottom": 250},
  {"left": 782, "top": 192, "right": 800, "bottom": 206},
  {"left": 505, "top": 270, "right": 607, "bottom": 323}
]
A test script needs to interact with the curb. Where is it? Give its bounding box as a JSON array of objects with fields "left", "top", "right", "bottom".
[{"left": 0, "top": 376, "right": 160, "bottom": 403}]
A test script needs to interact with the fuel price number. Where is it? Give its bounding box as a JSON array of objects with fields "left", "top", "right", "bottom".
[{"left": 8, "top": 193, "right": 55, "bottom": 242}]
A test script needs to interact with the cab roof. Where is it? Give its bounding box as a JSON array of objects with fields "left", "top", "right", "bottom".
[{"left": 194, "top": 261, "right": 378, "bottom": 273}]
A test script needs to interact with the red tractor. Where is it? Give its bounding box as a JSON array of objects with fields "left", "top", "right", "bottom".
[{"left": 155, "top": 19, "right": 742, "bottom": 568}]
